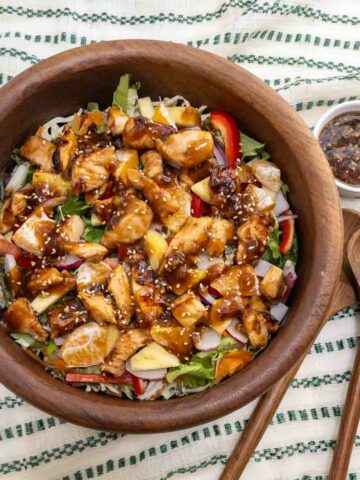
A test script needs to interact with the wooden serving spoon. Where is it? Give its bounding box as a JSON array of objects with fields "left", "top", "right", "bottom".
[
  {"left": 327, "top": 228, "right": 360, "bottom": 479},
  {"left": 220, "top": 209, "right": 360, "bottom": 480}
]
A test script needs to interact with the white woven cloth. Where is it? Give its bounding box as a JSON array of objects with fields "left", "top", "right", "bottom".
[{"left": 1, "top": 1, "right": 360, "bottom": 479}]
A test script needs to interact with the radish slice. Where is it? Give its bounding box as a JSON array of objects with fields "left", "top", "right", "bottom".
[
  {"left": 199, "top": 291, "right": 216, "bottom": 306},
  {"left": 277, "top": 214, "right": 298, "bottom": 223},
  {"left": 214, "top": 143, "right": 228, "bottom": 167},
  {"left": 194, "top": 327, "right": 221, "bottom": 351},
  {"left": 283, "top": 259, "right": 295, "bottom": 277},
  {"left": 274, "top": 190, "right": 290, "bottom": 216},
  {"left": 254, "top": 259, "right": 272, "bottom": 277},
  {"left": 125, "top": 359, "right": 167, "bottom": 380},
  {"left": 226, "top": 320, "right": 248, "bottom": 344},
  {"left": 4, "top": 254, "right": 16, "bottom": 274},
  {"left": 55, "top": 254, "right": 83, "bottom": 270},
  {"left": 270, "top": 303, "right": 288, "bottom": 322},
  {"left": 196, "top": 252, "right": 223, "bottom": 270},
  {"left": 5, "top": 163, "right": 30, "bottom": 195}
]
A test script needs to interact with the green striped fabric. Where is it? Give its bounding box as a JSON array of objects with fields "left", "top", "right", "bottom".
[{"left": 1, "top": 1, "right": 360, "bottom": 478}]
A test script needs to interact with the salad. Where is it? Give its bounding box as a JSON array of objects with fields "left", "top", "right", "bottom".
[{"left": 0, "top": 74, "right": 297, "bottom": 400}]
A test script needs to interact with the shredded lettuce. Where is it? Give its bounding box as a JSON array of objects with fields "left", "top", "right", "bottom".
[
  {"left": 127, "top": 87, "right": 139, "bottom": 116},
  {"left": 112, "top": 73, "right": 131, "bottom": 112},
  {"left": 58, "top": 195, "right": 90, "bottom": 218},
  {"left": 166, "top": 337, "right": 239, "bottom": 388},
  {"left": 82, "top": 224, "right": 107, "bottom": 243},
  {"left": 263, "top": 227, "right": 298, "bottom": 268},
  {"left": 87, "top": 102, "right": 99, "bottom": 112},
  {"left": 10, "top": 147, "right": 26, "bottom": 166},
  {"left": 241, "top": 133, "right": 270, "bottom": 161},
  {"left": 10, "top": 333, "right": 57, "bottom": 357}
]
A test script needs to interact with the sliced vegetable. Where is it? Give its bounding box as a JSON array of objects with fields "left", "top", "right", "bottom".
[
  {"left": 226, "top": 320, "right": 248, "bottom": 344},
  {"left": 274, "top": 190, "right": 290, "bottom": 216},
  {"left": 191, "top": 177, "right": 211, "bottom": 204},
  {"left": 241, "top": 133, "right": 270, "bottom": 160},
  {"left": 194, "top": 327, "right": 221, "bottom": 351},
  {"left": 138, "top": 97, "right": 155, "bottom": 118},
  {"left": 279, "top": 210, "right": 295, "bottom": 254},
  {"left": 125, "top": 359, "right": 167, "bottom": 380},
  {"left": 55, "top": 254, "right": 83, "bottom": 271},
  {"left": 5, "top": 163, "right": 30, "bottom": 195},
  {"left": 270, "top": 303, "right": 288, "bottom": 322},
  {"left": 112, "top": 73, "right": 131, "bottom": 111},
  {"left": 65, "top": 373, "right": 133, "bottom": 385},
  {"left": 254, "top": 259, "right": 272, "bottom": 278},
  {"left": 213, "top": 143, "right": 228, "bottom": 167},
  {"left": 210, "top": 111, "right": 240, "bottom": 169}
]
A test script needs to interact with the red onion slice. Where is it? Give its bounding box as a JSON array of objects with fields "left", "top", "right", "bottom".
[
  {"left": 277, "top": 214, "right": 298, "bottom": 223},
  {"left": 254, "top": 259, "right": 272, "bottom": 277},
  {"left": 125, "top": 359, "right": 167, "bottom": 380},
  {"left": 226, "top": 320, "right": 248, "bottom": 344},
  {"left": 274, "top": 190, "right": 290, "bottom": 216},
  {"left": 270, "top": 303, "right": 289, "bottom": 322},
  {"left": 196, "top": 252, "right": 223, "bottom": 270},
  {"left": 55, "top": 254, "right": 83, "bottom": 270},
  {"left": 213, "top": 143, "right": 228, "bottom": 166},
  {"left": 194, "top": 327, "right": 221, "bottom": 351},
  {"left": 199, "top": 291, "right": 216, "bottom": 306},
  {"left": 4, "top": 254, "right": 16, "bottom": 274}
]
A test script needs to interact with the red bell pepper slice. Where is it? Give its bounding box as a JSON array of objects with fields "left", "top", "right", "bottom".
[
  {"left": 191, "top": 193, "right": 211, "bottom": 218},
  {"left": 65, "top": 372, "right": 133, "bottom": 385},
  {"left": 210, "top": 111, "right": 241, "bottom": 169},
  {"left": 131, "top": 376, "right": 145, "bottom": 395},
  {"left": 279, "top": 210, "right": 295, "bottom": 255}
]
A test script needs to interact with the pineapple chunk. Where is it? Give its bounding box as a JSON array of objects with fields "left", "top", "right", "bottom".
[
  {"left": 168, "top": 268, "right": 207, "bottom": 295},
  {"left": 208, "top": 319, "right": 232, "bottom": 335},
  {"left": 172, "top": 291, "right": 207, "bottom": 328},
  {"left": 138, "top": 97, "right": 155, "bottom": 119},
  {"left": 105, "top": 324, "right": 120, "bottom": 356},
  {"left": 113, "top": 149, "right": 139, "bottom": 186},
  {"left": 152, "top": 103, "right": 176, "bottom": 127},
  {"left": 32, "top": 171, "right": 71, "bottom": 196},
  {"left": 143, "top": 230, "right": 168, "bottom": 270},
  {"left": 191, "top": 177, "right": 211, "bottom": 204},
  {"left": 167, "top": 106, "right": 201, "bottom": 128},
  {"left": 31, "top": 276, "right": 75, "bottom": 314},
  {"left": 260, "top": 265, "right": 284, "bottom": 299},
  {"left": 130, "top": 342, "right": 180, "bottom": 370}
]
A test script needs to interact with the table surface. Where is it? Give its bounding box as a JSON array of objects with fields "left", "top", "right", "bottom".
[{"left": 1, "top": 1, "right": 360, "bottom": 479}]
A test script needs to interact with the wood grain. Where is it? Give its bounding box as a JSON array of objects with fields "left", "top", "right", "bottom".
[
  {"left": 220, "top": 209, "right": 360, "bottom": 479},
  {"left": 0, "top": 40, "right": 343, "bottom": 432}
]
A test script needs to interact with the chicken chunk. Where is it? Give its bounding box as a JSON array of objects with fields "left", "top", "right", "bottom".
[
  {"left": 260, "top": 265, "right": 285, "bottom": 300},
  {"left": 76, "top": 261, "right": 112, "bottom": 291},
  {"left": 27, "top": 268, "right": 64, "bottom": 292},
  {"left": 210, "top": 265, "right": 258, "bottom": 297},
  {"left": 155, "top": 129, "right": 214, "bottom": 168},
  {"left": 162, "top": 185, "right": 191, "bottom": 234},
  {"left": 172, "top": 291, "right": 207, "bottom": 328},
  {"left": 160, "top": 216, "right": 213, "bottom": 273},
  {"left": 131, "top": 261, "right": 166, "bottom": 324},
  {"left": 12, "top": 209, "right": 55, "bottom": 255},
  {"left": 150, "top": 324, "right": 193, "bottom": 360},
  {"left": 78, "top": 292, "right": 117, "bottom": 324},
  {"left": 0, "top": 198, "right": 16, "bottom": 234},
  {"left": 122, "top": 116, "right": 175, "bottom": 150},
  {"left": 20, "top": 133, "right": 55, "bottom": 172},
  {"left": 236, "top": 213, "right": 275, "bottom": 265},
  {"left": 54, "top": 126, "right": 77, "bottom": 173},
  {"left": 101, "top": 328, "right": 151, "bottom": 376},
  {"left": 56, "top": 215, "right": 85, "bottom": 243},
  {"left": 127, "top": 169, "right": 179, "bottom": 220},
  {"left": 63, "top": 242, "right": 108, "bottom": 262},
  {"left": 206, "top": 218, "right": 235, "bottom": 257},
  {"left": 108, "top": 264, "right": 134, "bottom": 325},
  {"left": 242, "top": 308, "right": 279, "bottom": 348},
  {"left": 101, "top": 196, "right": 153, "bottom": 248},
  {"left": 165, "top": 266, "right": 207, "bottom": 295},
  {"left": 5, "top": 298, "right": 48, "bottom": 342},
  {"left": 141, "top": 150, "right": 164, "bottom": 184},
  {"left": 71, "top": 146, "right": 115, "bottom": 193},
  {"left": 107, "top": 106, "right": 129, "bottom": 136},
  {"left": 11, "top": 191, "right": 27, "bottom": 217},
  {"left": 48, "top": 298, "right": 88, "bottom": 338},
  {"left": 208, "top": 295, "right": 244, "bottom": 326}
]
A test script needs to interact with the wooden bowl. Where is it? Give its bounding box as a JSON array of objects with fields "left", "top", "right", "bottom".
[{"left": 0, "top": 40, "right": 342, "bottom": 432}]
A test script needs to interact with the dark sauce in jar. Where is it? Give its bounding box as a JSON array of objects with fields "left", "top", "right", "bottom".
[{"left": 319, "top": 112, "right": 360, "bottom": 185}]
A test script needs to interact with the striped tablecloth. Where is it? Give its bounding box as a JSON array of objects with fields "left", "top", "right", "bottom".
[{"left": 1, "top": 1, "right": 360, "bottom": 479}]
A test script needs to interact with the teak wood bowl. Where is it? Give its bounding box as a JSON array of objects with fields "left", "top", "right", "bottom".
[{"left": 0, "top": 40, "right": 342, "bottom": 432}]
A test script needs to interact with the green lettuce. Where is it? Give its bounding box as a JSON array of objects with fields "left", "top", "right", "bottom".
[
  {"left": 166, "top": 337, "right": 239, "bottom": 387},
  {"left": 10, "top": 333, "right": 58, "bottom": 357},
  {"left": 87, "top": 102, "right": 99, "bottom": 112},
  {"left": 82, "top": 224, "right": 107, "bottom": 243},
  {"left": 112, "top": 73, "right": 131, "bottom": 111},
  {"left": 263, "top": 227, "right": 298, "bottom": 268},
  {"left": 241, "top": 133, "right": 270, "bottom": 161}
]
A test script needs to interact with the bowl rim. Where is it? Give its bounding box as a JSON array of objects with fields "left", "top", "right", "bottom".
[
  {"left": 0, "top": 39, "right": 343, "bottom": 432},
  {"left": 313, "top": 100, "right": 360, "bottom": 197}
]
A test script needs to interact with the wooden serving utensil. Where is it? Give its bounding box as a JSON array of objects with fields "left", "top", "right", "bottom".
[
  {"left": 328, "top": 228, "right": 360, "bottom": 479},
  {"left": 220, "top": 209, "right": 360, "bottom": 480}
]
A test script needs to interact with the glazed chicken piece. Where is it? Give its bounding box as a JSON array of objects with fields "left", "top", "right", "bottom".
[
  {"left": 63, "top": 242, "right": 108, "bottom": 262},
  {"left": 122, "top": 116, "right": 175, "bottom": 150},
  {"left": 108, "top": 264, "right": 134, "bottom": 325},
  {"left": 54, "top": 126, "right": 77, "bottom": 173},
  {"left": 131, "top": 261, "right": 166, "bottom": 324},
  {"left": 73, "top": 111, "right": 104, "bottom": 136},
  {"left": 48, "top": 298, "right": 88, "bottom": 338},
  {"left": 56, "top": 215, "right": 85, "bottom": 243},
  {"left": 78, "top": 291, "right": 117, "bottom": 324},
  {"left": 0, "top": 198, "right": 16, "bottom": 234},
  {"left": 20, "top": 132, "right": 55, "bottom": 173},
  {"left": 76, "top": 261, "right": 112, "bottom": 291},
  {"left": 27, "top": 268, "right": 64, "bottom": 292},
  {"left": 210, "top": 265, "right": 258, "bottom": 297},
  {"left": 260, "top": 265, "right": 285, "bottom": 300},
  {"left": 206, "top": 218, "right": 235, "bottom": 257},
  {"left": 71, "top": 146, "right": 115, "bottom": 193},
  {"left": 160, "top": 216, "right": 213, "bottom": 273},
  {"left": 107, "top": 106, "right": 129, "bottom": 136},
  {"left": 150, "top": 323, "right": 194, "bottom": 360},
  {"left": 12, "top": 209, "right": 55, "bottom": 255},
  {"left": 5, "top": 297, "right": 48, "bottom": 342},
  {"left": 171, "top": 291, "right": 207, "bottom": 328},
  {"left": 236, "top": 212, "right": 275, "bottom": 265},
  {"left": 101, "top": 328, "right": 151, "bottom": 376},
  {"left": 242, "top": 308, "right": 279, "bottom": 348},
  {"left": 91, "top": 197, "right": 115, "bottom": 223},
  {"left": 162, "top": 185, "right": 191, "bottom": 234},
  {"left": 101, "top": 195, "right": 153, "bottom": 248},
  {"left": 141, "top": 150, "right": 164, "bottom": 184},
  {"left": 11, "top": 191, "right": 27, "bottom": 217},
  {"left": 208, "top": 295, "right": 244, "bottom": 325},
  {"left": 155, "top": 129, "right": 214, "bottom": 168},
  {"left": 126, "top": 169, "right": 179, "bottom": 220}
]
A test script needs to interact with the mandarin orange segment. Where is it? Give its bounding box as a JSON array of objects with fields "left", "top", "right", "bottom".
[{"left": 60, "top": 322, "right": 107, "bottom": 368}]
